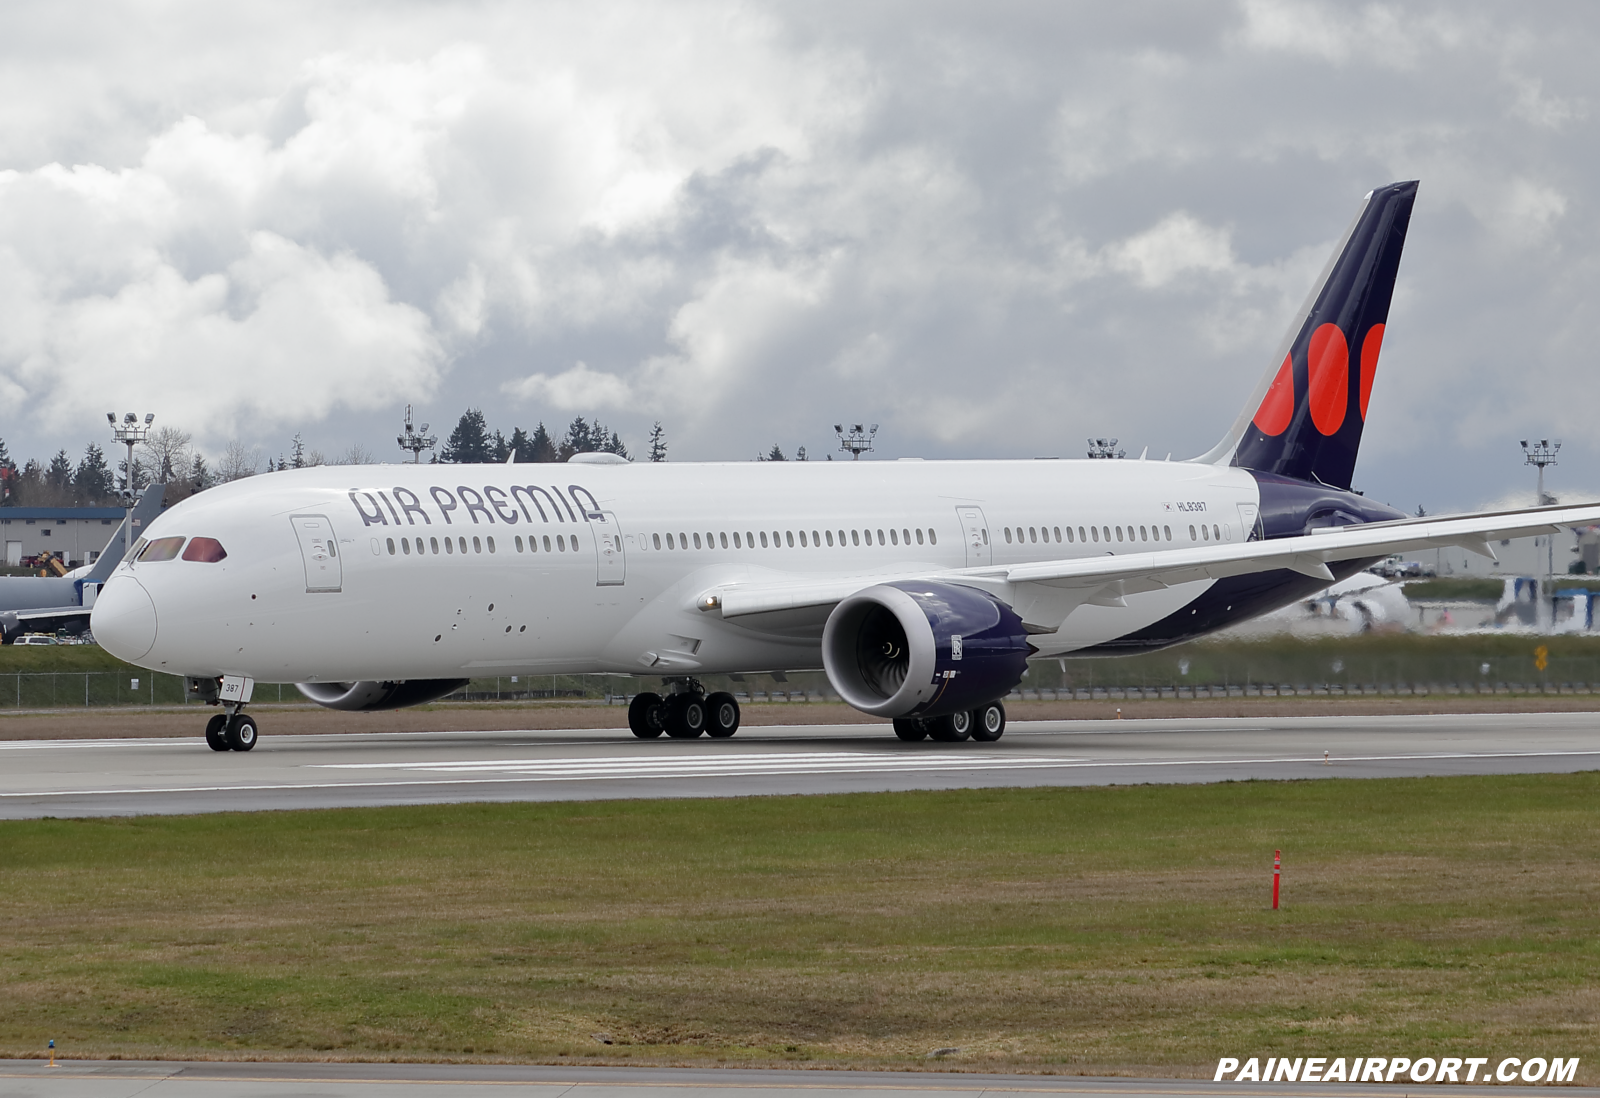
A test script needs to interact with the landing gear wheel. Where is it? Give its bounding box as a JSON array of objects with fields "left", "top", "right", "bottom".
[
  {"left": 664, "top": 693, "right": 708, "bottom": 739},
  {"left": 892, "top": 718, "right": 928, "bottom": 742},
  {"left": 928, "top": 710, "right": 972, "bottom": 742},
  {"left": 969, "top": 701, "right": 1006, "bottom": 742},
  {"left": 204, "top": 714, "right": 230, "bottom": 752},
  {"left": 705, "top": 692, "right": 740, "bottom": 738},
  {"left": 629, "top": 692, "right": 666, "bottom": 739},
  {"left": 226, "top": 713, "right": 258, "bottom": 752}
]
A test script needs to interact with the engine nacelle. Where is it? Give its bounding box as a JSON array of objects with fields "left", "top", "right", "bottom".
[
  {"left": 822, "top": 581, "right": 1033, "bottom": 718},
  {"left": 296, "top": 679, "right": 470, "bottom": 712}
]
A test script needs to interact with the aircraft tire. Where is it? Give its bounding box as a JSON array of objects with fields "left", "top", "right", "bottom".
[
  {"left": 705, "top": 692, "right": 740, "bottom": 738},
  {"left": 205, "top": 714, "right": 230, "bottom": 752},
  {"left": 892, "top": 718, "right": 927, "bottom": 742},
  {"left": 629, "top": 692, "right": 666, "bottom": 739},
  {"left": 226, "top": 713, "right": 258, "bottom": 752},
  {"left": 664, "top": 693, "right": 707, "bottom": 739},
  {"left": 928, "top": 710, "right": 972, "bottom": 742},
  {"left": 969, "top": 701, "right": 1006, "bottom": 742}
]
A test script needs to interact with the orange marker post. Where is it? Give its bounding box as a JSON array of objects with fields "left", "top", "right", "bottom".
[
  {"left": 48, "top": 1039, "right": 55, "bottom": 1067},
  {"left": 1272, "top": 850, "right": 1281, "bottom": 910}
]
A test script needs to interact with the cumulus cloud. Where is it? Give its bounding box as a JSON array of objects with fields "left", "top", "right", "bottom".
[{"left": 0, "top": 0, "right": 1596, "bottom": 511}]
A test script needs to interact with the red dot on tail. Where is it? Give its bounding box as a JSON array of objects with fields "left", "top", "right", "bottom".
[
  {"left": 1253, "top": 352, "right": 1294, "bottom": 436},
  {"left": 1359, "top": 323, "right": 1384, "bottom": 420},
  {"left": 1307, "top": 323, "right": 1348, "bottom": 436}
]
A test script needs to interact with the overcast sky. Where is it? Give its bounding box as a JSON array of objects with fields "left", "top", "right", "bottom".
[{"left": 0, "top": 0, "right": 1595, "bottom": 511}]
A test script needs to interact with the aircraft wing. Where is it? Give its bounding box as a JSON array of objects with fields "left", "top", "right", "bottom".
[{"left": 704, "top": 501, "right": 1600, "bottom": 634}]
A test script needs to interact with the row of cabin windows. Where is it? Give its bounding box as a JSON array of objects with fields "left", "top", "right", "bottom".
[
  {"left": 384, "top": 532, "right": 584, "bottom": 557},
  {"left": 640, "top": 527, "right": 938, "bottom": 552},
  {"left": 1000, "top": 522, "right": 1226, "bottom": 547}
]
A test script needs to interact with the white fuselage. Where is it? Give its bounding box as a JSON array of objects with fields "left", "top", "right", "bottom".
[{"left": 96, "top": 459, "right": 1265, "bottom": 683}]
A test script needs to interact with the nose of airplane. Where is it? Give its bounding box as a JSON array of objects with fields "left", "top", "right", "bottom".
[{"left": 91, "top": 577, "right": 158, "bottom": 661}]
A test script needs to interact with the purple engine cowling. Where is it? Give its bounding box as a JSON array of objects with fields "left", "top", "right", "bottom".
[{"left": 822, "top": 581, "right": 1034, "bottom": 718}]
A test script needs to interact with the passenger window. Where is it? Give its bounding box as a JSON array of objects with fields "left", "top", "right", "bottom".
[
  {"left": 915, "top": 529, "right": 924, "bottom": 545},
  {"left": 747, "top": 531, "right": 755, "bottom": 547},
  {"left": 666, "top": 533, "right": 675, "bottom": 550},
  {"left": 756, "top": 531, "right": 765, "bottom": 548},
  {"left": 1078, "top": 526, "right": 1086, "bottom": 542},
  {"left": 1164, "top": 525, "right": 1172, "bottom": 540},
  {"left": 1201, "top": 525, "right": 1209, "bottom": 541},
  {"left": 1102, "top": 526, "right": 1110, "bottom": 542},
  {"left": 1053, "top": 526, "right": 1061, "bottom": 542},
  {"left": 388, "top": 538, "right": 398, "bottom": 555},
  {"left": 890, "top": 529, "right": 898, "bottom": 545},
  {"left": 679, "top": 532, "right": 688, "bottom": 549},
  {"left": 851, "top": 530, "right": 860, "bottom": 546},
  {"left": 1115, "top": 527, "right": 1123, "bottom": 542},
  {"left": 652, "top": 533, "right": 660, "bottom": 549},
  {"left": 826, "top": 530, "right": 834, "bottom": 546},
  {"left": 1029, "top": 527, "right": 1036, "bottom": 543},
  {"left": 693, "top": 532, "right": 702, "bottom": 549},
  {"left": 179, "top": 536, "right": 226, "bottom": 562},
  {"left": 902, "top": 528, "right": 910, "bottom": 544},
  {"left": 721, "top": 532, "right": 729, "bottom": 548},
  {"left": 445, "top": 537, "right": 454, "bottom": 554},
  {"left": 1005, "top": 528, "right": 1013, "bottom": 543},
  {"left": 473, "top": 536, "right": 482, "bottom": 553},
  {"left": 733, "top": 532, "right": 742, "bottom": 548},
  {"left": 838, "top": 530, "right": 846, "bottom": 545},
  {"left": 1091, "top": 527, "right": 1099, "bottom": 543},
  {"left": 1214, "top": 524, "right": 1221, "bottom": 541},
  {"left": 786, "top": 531, "right": 794, "bottom": 547},
  {"left": 458, "top": 537, "right": 467, "bottom": 554},
  {"left": 514, "top": 536, "right": 523, "bottom": 552},
  {"left": 487, "top": 536, "right": 495, "bottom": 553},
  {"left": 812, "top": 530, "right": 821, "bottom": 546},
  {"left": 800, "top": 531, "right": 808, "bottom": 547},
  {"left": 401, "top": 538, "right": 411, "bottom": 555},
  {"left": 543, "top": 535, "right": 552, "bottom": 552},
  {"left": 428, "top": 537, "right": 438, "bottom": 554},
  {"left": 1066, "top": 527, "right": 1074, "bottom": 543},
  {"left": 874, "top": 529, "right": 883, "bottom": 545},
  {"left": 1139, "top": 526, "right": 1147, "bottom": 541}
]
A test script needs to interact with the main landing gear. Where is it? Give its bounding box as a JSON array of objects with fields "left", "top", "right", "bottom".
[
  {"left": 204, "top": 706, "right": 258, "bottom": 752},
  {"left": 629, "top": 678, "right": 741, "bottom": 740},
  {"left": 893, "top": 700, "right": 1006, "bottom": 743}
]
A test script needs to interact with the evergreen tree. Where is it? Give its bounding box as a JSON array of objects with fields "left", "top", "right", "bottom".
[
  {"left": 0, "top": 437, "right": 13, "bottom": 505},
  {"left": 508, "top": 427, "right": 531, "bottom": 462},
  {"left": 557, "top": 417, "right": 592, "bottom": 461},
  {"left": 527, "top": 423, "right": 559, "bottom": 463},
  {"left": 491, "top": 429, "right": 510, "bottom": 463},
  {"left": 189, "top": 452, "right": 211, "bottom": 491},
  {"left": 766, "top": 444, "right": 786, "bottom": 462},
  {"left": 647, "top": 422, "right": 667, "bottom": 463},
  {"left": 47, "top": 450, "right": 74, "bottom": 492},
  {"left": 289, "top": 433, "right": 307, "bottom": 469},
  {"left": 605, "top": 431, "right": 629, "bottom": 459},
  {"left": 796, "top": 445, "right": 807, "bottom": 461},
  {"left": 74, "top": 443, "right": 114, "bottom": 502},
  {"left": 439, "top": 409, "right": 494, "bottom": 463}
]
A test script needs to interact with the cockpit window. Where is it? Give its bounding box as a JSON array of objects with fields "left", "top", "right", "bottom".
[
  {"left": 138, "top": 536, "right": 186, "bottom": 562},
  {"left": 181, "top": 537, "right": 228, "bottom": 563},
  {"left": 125, "top": 537, "right": 148, "bottom": 562}
]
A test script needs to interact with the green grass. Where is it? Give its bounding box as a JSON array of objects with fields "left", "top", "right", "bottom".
[
  {"left": 3, "top": 776, "right": 1600, "bottom": 1074},
  {"left": 1402, "top": 578, "right": 1505, "bottom": 601}
]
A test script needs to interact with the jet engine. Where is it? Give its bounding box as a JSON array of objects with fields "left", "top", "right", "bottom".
[
  {"left": 821, "top": 581, "right": 1033, "bottom": 718},
  {"left": 296, "top": 679, "right": 470, "bottom": 711}
]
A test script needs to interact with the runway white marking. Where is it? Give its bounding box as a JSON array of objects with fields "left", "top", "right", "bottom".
[{"left": 315, "top": 750, "right": 1074, "bottom": 778}]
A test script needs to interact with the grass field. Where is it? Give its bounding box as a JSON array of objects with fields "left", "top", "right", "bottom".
[{"left": 3, "top": 775, "right": 1598, "bottom": 1076}]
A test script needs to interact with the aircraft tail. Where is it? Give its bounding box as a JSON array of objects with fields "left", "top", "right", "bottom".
[{"left": 1196, "top": 181, "right": 1417, "bottom": 490}]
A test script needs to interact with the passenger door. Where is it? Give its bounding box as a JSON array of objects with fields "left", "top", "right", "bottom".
[
  {"left": 587, "top": 510, "right": 626, "bottom": 586},
  {"left": 290, "top": 514, "right": 342, "bottom": 593},
  {"left": 956, "top": 506, "right": 991, "bottom": 567}
]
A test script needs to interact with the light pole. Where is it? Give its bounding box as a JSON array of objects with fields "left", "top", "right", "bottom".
[
  {"left": 107, "top": 412, "right": 154, "bottom": 560},
  {"left": 834, "top": 423, "right": 877, "bottom": 461},
  {"left": 397, "top": 405, "right": 437, "bottom": 463},
  {"left": 1087, "top": 437, "right": 1126, "bottom": 459},
  {"left": 1521, "top": 438, "right": 1562, "bottom": 631}
]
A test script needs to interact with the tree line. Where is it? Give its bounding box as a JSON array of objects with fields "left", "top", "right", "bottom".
[{"left": 0, "top": 411, "right": 668, "bottom": 508}]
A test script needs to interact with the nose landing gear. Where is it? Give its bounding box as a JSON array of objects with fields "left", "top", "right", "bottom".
[{"left": 190, "top": 676, "right": 260, "bottom": 752}]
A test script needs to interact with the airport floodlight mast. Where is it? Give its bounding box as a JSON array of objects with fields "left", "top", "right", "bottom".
[
  {"left": 1521, "top": 438, "right": 1560, "bottom": 505},
  {"left": 1086, "top": 437, "right": 1126, "bottom": 459},
  {"left": 835, "top": 423, "right": 877, "bottom": 460},
  {"left": 107, "top": 411, "right": 154, "bottom": 559},
  {"left": 397, "top": 405, "right": 437, "bottom": 463},
  {"left": 1521, "top": 437, "right": 1562, "bottom": 633}
]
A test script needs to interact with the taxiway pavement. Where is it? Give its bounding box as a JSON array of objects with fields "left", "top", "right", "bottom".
[
  {"left": 1, "top": 1061, "right": 1592, "bottom": 1098},
  {"left": 2, "top": 710, "right": 1598, "bottom": 818}
]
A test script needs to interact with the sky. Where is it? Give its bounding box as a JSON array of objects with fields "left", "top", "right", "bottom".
[{"left": 0, "top": 0, "right": 1595, "bottom": 512}]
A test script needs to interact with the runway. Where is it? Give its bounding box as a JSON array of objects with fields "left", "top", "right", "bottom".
[
  {"left": 1, "top": 1061, "right": 1591, "bottom": 1098},
  {"left": 3, "top": 710, "right": 1600, "bottom": 818}
]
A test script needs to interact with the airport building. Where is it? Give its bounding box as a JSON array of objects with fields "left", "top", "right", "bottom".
[{"left": 0, "top": 507, "right": 126, "bottom": 567}]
